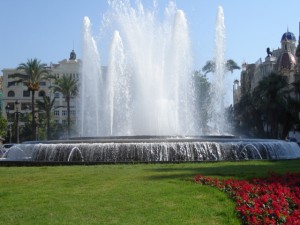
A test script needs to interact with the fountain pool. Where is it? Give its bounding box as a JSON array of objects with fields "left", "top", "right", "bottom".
[{"left": 2, "top": 136, "right": 300, "bottom": 162}]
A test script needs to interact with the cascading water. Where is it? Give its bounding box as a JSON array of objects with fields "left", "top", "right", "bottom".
[
  {"left": 209, "top": 6, "right": 227, "bottom": 134},
  {"left": 78, "top": 1, "right": 197, "bottom": 137},
  {"left": 2, "top": 137, "right": 300, "bottom": 162}
]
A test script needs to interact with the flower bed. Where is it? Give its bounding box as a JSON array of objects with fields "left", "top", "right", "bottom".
[{"left": 194, "top": 172, "right": 300, "bottom": 224}]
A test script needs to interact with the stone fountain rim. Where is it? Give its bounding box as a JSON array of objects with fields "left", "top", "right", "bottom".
[{"left": 20, "top": 135, "right": 285, "bottom": 144}]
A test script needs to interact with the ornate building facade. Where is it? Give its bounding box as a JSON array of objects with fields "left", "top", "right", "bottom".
[{"left": 233, "top": 25, "right": 300, "bottom": 105}]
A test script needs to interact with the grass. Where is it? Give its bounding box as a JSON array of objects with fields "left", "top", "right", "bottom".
[{"left": 0, "top": 160, "right": 300, "bottom": 225}]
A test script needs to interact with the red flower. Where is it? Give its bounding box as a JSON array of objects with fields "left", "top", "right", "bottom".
[{"left": 195, "top": 172, "right": 300, "bottom": 225}]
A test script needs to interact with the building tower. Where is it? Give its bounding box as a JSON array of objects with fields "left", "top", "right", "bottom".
[{"left": 276, "top": 29, "right": 297, "bottom": 83}]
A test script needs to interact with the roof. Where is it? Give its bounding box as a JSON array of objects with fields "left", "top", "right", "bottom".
[
  {"left": 277, "top": 52, "right": 297, "bottom": 70},
  {"left": 281, "top": 31, "right": 296, "bottom": 42}
]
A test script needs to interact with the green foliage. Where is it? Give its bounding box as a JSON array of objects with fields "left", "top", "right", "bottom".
[
  {"left": 202, "top": 59, "right": 241, "bottom": 75},
  {"left": 51, "top": 75, "right": 78, "bottom": 101},
  {"left": 50, "top": 75, "right": 78, "bottom": 138},
  {"left": 193, "top": 71, "right": 211, "bottom": 131},
  {"left": 224, "top": 104, "right": 236, "bottom": 134},
  {"left": 0, "top": 114, "right": 8, "bottom": 138},
  {"left": 49, "top": 122, "right": 67, "bottom": 140},
  {"left": 19, "top": 120, "right": 33, "bottom": 142},
  {"left": 36, "top": 96, "right": 56, "bottom": 140},
  {"left": 234, "top": 72, "right": 297, "bottom": 138},
  {"left": 226, "top": 59, "right": 241, "bottom": 73},
  {"left": 11, "top": 58, "right": 49, "bottom": 141},
  {"left": 202, "top": 60, "right": 215, "bottom": 75},
  {"left": 15, "top": 58, "right": 49, "bottom": 91}
]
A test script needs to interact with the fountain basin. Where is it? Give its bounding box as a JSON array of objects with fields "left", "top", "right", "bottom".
[{"left": 1, "top": 136, "right": 300, "bottom": 163}]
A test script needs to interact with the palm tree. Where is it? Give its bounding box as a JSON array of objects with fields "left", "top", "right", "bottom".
[
  {"left": 10, "top": 58, "right": 49, "bottom": 140},
  {"left": 36, "top": 96, "right": 55, "bottom": 140},
  {"left": 226, "top": 59, "right": 241, "bottom": 73},
  {"left": 202, "top": 59, "right": 241, "bottom": 75},
  {"left": 51, "top": 75, "right": 78, "bottom": 138},
  {"left": 202, "top": 60, "right": 215, "bottom": 75}
]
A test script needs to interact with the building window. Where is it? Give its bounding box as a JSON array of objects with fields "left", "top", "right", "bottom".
[
  {"left": 39, "top": 81, "right": 46, "bottom": 86},
  {"left": 38, "top": 90, "right": 46, "bottom": 97},
  {"left": 21, "top": 103, "right": 31, "bottom": 111},
  {"left": 6, "top": 102, "right": 15, "bottom": 111},
  {"left": 62, "top": 120, "right": 67, "bottom": 125},
  {"left": 62, "top": 110, "right": 67, "bottom": 116},
  {"left": 54, "top": 92, "right": 60, "bottom": 98},
  {"left": 54, "top": 110, "right": 60, "bottom": 116},
  {"left": 23, "top": 90, "right": 30, "bottom": 97},
  {"left": 54, "top": 120, "right": 59, "bottom": 124},
  {"left": 70, "top": 110, "right": 76, "bottom": 116},
  {"left": 7, "top": 81, "right": 16, "bottom": 87},
  {"left": 8, "top": 90, "right": 15, "bottom": 97}
]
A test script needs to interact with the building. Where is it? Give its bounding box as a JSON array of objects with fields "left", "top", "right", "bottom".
[
  {"left": 233, "top": 26, "right": 300, "bottom": 104},
  {"left": 1, "top": 50, "right": 81, "bottom": 137}
]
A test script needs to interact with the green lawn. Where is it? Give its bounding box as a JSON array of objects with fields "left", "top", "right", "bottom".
[{"left": 0, "top": 160, "right": 300, "bottom": 225}]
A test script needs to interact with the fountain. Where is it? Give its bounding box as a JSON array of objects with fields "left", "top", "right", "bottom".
[
  {"left": 2, "top": 136, "right": 300, "bottom": 162},
  {"left": 78, "top": 1, "right": 197, "bottom": 136},
  {"left": 1, "top": 1, "right": 300, "bottom": 163}
]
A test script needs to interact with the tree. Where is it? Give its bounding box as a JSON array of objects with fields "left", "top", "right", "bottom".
[
  {"left": 202, "top": 60, "right": 215, "bottom": 75},
  {"left": 19, "top": 116, "right": 34, "bottom": 142},
  {"left": 234, "top": 93, "right": 264, "bottom": 137},
  {"left": 226, "top": 59, "right": 241, "bottom": 73},
  {"left": 51, "top": 75, "right": 78, "bottom": 138},
  {"left": 193, "top": 71, "right": 211, "bottom": 132},
  {"left": 36, "top": 96, "right": 56, "bottom": 140},
  {"left": 10, "top": 58, "right": 48, "bottom": 140},
  {"left": 252, "top": 72, "right": 291, "bottom": 138},
  {"left": 0, "top": 114, "right": 8, "bottom": 139},
  {"left": 291, "top": 79, "right": 300, "bottom": 101},
  {"left": 234, "top": 73, "right": 299, "bottom": 139},
  {"left": 202, "top": 59, "right": 241, "bottom": 75}
]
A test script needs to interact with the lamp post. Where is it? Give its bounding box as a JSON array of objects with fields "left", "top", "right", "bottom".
[
  {"left": 5, "top": 100, "right": 21, "bottom": 144},
  {"left": 15, "top": 100, "right": 20, "bottom": 144},
  {"left": 5, "top": 105, "right": 12, "bottom": 143}
]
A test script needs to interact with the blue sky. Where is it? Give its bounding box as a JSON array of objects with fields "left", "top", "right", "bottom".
[{"left": 1, "top": 0, "right": 300, "bottom": 88}]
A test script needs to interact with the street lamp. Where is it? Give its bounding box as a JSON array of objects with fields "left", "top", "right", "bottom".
[
  {"left": 15, "top": 100, "right": 20, "bottom": 144},
  {"left": 5, "top": 105, "right": 12, "bottom": 143},
  {"left": 5, "top": 100, "right": 21, "bottom": 144}
]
